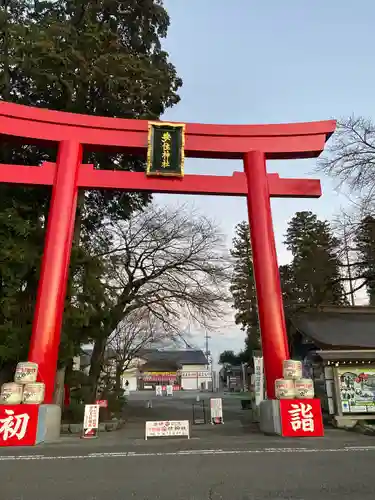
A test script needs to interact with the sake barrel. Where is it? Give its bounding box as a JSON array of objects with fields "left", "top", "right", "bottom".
[
  {"left": 275, "top": 378, "right": 295, "bottom": 399},
  {"left": 295, "top": 378, "right": 315, "bottom": 399},
  {"left": 22, "top": 382, "right": 45, "bottom": 404},
  {"left": 14, "top": 362, "right": 38, "bottom": 384},
  {"left": 0, "top": 382, "right": 23, "bottom": 404},
  {"left": 283, "top": 360, "right": 302, "bottom": 380}
]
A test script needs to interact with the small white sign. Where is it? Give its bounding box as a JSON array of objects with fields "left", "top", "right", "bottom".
[
  {"left": 145, "top": 420, "right": 190, "bottom": 440},
  {"left": 82, "top": 404, "right": 100, "bottom": 438},
  {"left": 253, "top": 356, "right": 264, "bottom": 407},
  {"left": 155, "top": 385, "right": 163, "bottom": 396},
  {"left": 180, "top": 371, "right": 211, "bottom": 378},
  {"left": 210, "top": 398, "right": 224, "bottom": 424},
  {"left": 166, "top": 385, "right": 173, "bottom": 396}
]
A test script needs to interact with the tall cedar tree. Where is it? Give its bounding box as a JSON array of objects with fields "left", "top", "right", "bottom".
[
  {"left": 283, "top": 211, "right": 347, "bottom": 307},
  {"left": 354, "top": 215, "right": 375, "bottom": 304},
  {"left": 226, "top": 212, "right": 347, "bottom": 362},
  {"left": 230, "top": 221, "right": 260, "bottom": 361},
  {"left": 0, "top": 0, "right": 181, "bottom": 380}
]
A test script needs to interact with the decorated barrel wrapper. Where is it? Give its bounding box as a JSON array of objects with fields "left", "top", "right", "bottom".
[
  {"left": 282, "top": 359, "right": 302, "bottom": 380},
  {"left": 22, "top": 382, "right": 45, "bottom": 404},
  {"left": 0, "top": 382, "right": 23, "bottom": 404},
  {"left": 294, "top": 378, "right": 315, "bottom": 399},
  {"left": 14, "top": 362, "right": 38, "bottom": 384},
  {"left": 274, "top": 378, "right": 295, "bottom": 399}
]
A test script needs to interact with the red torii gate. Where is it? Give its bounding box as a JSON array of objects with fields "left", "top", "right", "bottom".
[{"left": 0, "top": 102, "right": 336, "bottom": 403}]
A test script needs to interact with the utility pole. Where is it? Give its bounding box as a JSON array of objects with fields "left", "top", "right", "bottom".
[
  {"left": 343, "top": 219, "right": 355, "bottom": 306},
  {"left": 204, "top": 329, "right": 213, "bottom": 391},
  {"left": 204, "top": 330, "right": 211, "bottom": 359}
]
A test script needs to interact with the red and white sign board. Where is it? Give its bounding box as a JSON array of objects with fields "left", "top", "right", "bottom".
[
  {"left": 95, "top": 399, "right": 108, "bottom": 408},
  {"left": 82, "top": 404, "right": 100, "bottom": 439},
  {"left": 145, "top": 420, "right": 190, "bottom": 440},
  {"left": 210, "top": 398, "right": 224, "bottom": 425},
  {"left": 279, "top": 399, "right": 324, "bottom": 437},
  {"left": 0, "top": 404, "right": 39, "bottom": 447},
  {"left": 160, "top": 385, "right": 181, "bottom": 392}
]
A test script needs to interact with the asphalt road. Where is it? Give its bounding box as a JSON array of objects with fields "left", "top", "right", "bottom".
[
  {"left": 2, "top": 392, "right": 375, "bottom": 499},
  {"left": 1, "top": 438, "right": 375, "bottom": 499}
]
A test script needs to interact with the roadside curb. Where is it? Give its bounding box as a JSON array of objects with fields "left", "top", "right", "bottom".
[
  {"left": 61, "top": 419, "right": 126, "bottom": 435},
  {"left": 344, "top": 422, "right": 375, "bottom": 436}
]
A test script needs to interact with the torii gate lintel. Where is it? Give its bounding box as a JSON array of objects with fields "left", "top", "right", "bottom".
[{"left": 0, "top": 162, "right": 322, "bottom": 198}]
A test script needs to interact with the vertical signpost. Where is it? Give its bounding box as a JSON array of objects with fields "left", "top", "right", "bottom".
[
  {"left": 210, "top": 398, "right": 224, "bottom": 425},
  {"left": 251, "top": 354, "right": 264, "bottom": 423},
  {"left": 82, "top": 404, "right": 100, "bottom": 439},
  {"left": 254, "top": 354, "right": 264, "bottom": 402}
]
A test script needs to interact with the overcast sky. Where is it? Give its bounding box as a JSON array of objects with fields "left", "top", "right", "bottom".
[{"left": 154, "top": 0, "right": 374, "bottom": 365}]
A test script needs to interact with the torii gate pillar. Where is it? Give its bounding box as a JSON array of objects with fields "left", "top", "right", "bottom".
[{"left": 244, "top": 150, "right": 289, "bottom": 393}]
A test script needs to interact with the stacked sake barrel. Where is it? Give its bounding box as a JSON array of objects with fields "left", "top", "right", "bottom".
[
  {"left": 0, "top": 362, "right": 45, "bottom": 405},
  {"left": 274, "top": 360, "right": 314, "bottom": 399}
]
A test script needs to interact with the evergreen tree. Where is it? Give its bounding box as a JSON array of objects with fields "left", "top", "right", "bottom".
[
  {"left": 0, "top": 0, "right": 182, "bottom": 378},
  {"left": 354, "top": 215, "right": 375, "bottom": 304},
  {"left": 218, "top": 350, "right": 241, "bottom": 366},
  {"left": 279, "top": 264, "right": 295, "bottom": 307},
  {"left": 229, "top": 221, "right": 260, "bottom": 360},
  {"left": 283, "top": 211, "right": 347, "bottom": 307}
]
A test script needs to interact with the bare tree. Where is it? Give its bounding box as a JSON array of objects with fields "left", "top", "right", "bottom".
[
  {"left": 86, "top": 203, "right": 231, "bottom": 399},
  {"left": 331, "top": 210, "right": 368, "bottom": 302},
  {"left": 318, "top": 116, "right": 375, "bottom": 211},
  {"left": 103, "top": 309, "right": 180, "bottom": 393},
  {"left": 316, "top": 116, "right": 375, "bottom": 303}
]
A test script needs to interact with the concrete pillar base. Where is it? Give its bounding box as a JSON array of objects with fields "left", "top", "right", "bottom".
[
  {"left": 259, "top": 399, "right": 282, "bottom": 435},
  {"left": 36, "top": 404, "right": 62, "bottom": 444},
  {"left": 333, "top": 416, "right": 358, "bottom": 429}
]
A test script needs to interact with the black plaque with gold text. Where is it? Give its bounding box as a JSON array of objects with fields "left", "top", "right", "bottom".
[{"left": 146, "top": 122, "right": 185, "bottom": 177}]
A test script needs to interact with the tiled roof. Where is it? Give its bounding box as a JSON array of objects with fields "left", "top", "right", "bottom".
[
  {"left": 292, "top": 308, "right": 375, "bottom": 349},
  {"left": 138, "top": 349, "right": 208, "bottom": 366},
  {"left": 80, "top": 348, "right": 208, "bottom": 367}
]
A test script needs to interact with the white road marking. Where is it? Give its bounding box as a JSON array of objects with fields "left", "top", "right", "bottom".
[{"left": 0, "top": 446, "right": 375, "bottom": 461}]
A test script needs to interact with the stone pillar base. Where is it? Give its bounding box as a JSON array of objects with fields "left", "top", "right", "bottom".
[
  {"left": 334, "top": 416, "right": 358, "bottom": 429},
  {"left": 259, "top": 400, "right": 282, "bottom": 435},
  {"left": 36, "top": 404, "right": 62, "bottom": 444}
]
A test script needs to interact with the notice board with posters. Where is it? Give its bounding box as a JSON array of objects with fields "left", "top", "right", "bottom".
[{"left": 337, "top": 366, "right": 375, "bottom": 414}]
